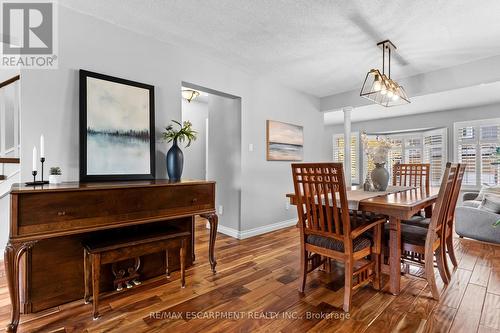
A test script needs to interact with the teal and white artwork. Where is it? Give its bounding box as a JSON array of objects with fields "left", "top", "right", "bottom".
[{"left": 86, "top": 76, "right": 151, "bottom": 175}]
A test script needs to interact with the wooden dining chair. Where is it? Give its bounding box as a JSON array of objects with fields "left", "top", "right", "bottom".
[
  {"left": 394, "top": 164, "right": 431, "bottom": 223},
  {"left": 385, "top": 162, "right": 458, "bottom": 299},
  {"left": 392, "top": 163, "right": 431, "bottom": 192},
  {"left": 291, "top": 163, "right": 386, "bottom": 312},
  {"left": 442, "top": 164, "right": 466, "bottom": 279},
  {"left": 399, "top": 164, "right": 465, "bottom": 283}
]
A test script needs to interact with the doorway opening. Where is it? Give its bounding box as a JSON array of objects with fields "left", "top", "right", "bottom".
[{"left": 180, "top": 82, "right": 242, "bottom": 233}]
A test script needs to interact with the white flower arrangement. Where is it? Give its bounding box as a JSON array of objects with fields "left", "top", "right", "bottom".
[{"left": 361, "top": 132, "right": 394, "bottom": 165}]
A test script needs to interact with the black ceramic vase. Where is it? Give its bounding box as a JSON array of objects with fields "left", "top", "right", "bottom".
[{"left": 166, "top": 138, "right": 183, "bottom": 181}]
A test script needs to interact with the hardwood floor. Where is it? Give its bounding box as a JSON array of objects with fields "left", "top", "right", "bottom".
[{"left": 0, "top": 218, "right": 499, "bottom": 333}]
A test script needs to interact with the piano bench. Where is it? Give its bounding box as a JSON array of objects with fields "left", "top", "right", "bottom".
[{"left": 82, "top": 229, "right": 190, "bottom": 320}]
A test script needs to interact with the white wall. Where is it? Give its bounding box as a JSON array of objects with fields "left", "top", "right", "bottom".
[
  {"left": 181, "top": 99, "right": 208, "bottom": 180},
  {"left": 18, "top": 6, "right": 325, "bottom": 234},
  {"left": 207, "top": 95, "right": 241, "bottom": 231}
]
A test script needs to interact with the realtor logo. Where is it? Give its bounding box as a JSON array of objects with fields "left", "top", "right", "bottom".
[{"left": 1, "top": 1, "right": 58, "bottom": 68}]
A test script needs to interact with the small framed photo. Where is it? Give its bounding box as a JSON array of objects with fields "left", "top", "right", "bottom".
[{"left": 266, "top": 120, "right": 304, "bottom": 161}]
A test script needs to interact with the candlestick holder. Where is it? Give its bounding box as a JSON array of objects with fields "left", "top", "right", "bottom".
[
  {"left": 25, "top": 170, "right": 48, "bottom": 186},
  {"left": 39, "top": 157, "right": 49, "bottom": 184}
]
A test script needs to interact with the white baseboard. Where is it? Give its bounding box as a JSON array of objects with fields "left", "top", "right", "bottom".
[{"left": 206, "top": 218, "right": 297, "bottom": 239}]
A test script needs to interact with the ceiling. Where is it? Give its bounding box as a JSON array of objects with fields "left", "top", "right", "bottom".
[
  {"left": 63, "top": 0, "right": 500, "bottom": 97},
  {"left": 324, "top": 81, "right": 500, "bottom": 125}
]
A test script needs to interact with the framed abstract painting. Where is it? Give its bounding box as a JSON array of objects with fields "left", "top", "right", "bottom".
[
  {"left": 266, "top": 120, "right": 303, "bottom": 161},
  {"left": 79, "top": 70, "right": 155, "bottom": 181}
]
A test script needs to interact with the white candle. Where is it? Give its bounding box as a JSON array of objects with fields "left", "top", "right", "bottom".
[
  {"left": 32, "top": 146, "right": 37, "bottom": 172},
  {"left": 40, "top": 135, "right": 45, "bottom": 158}
]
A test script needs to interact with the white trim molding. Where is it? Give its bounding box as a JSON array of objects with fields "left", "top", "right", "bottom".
[{"left": 207, "top": 218, "right": 297, "bottom": 240}]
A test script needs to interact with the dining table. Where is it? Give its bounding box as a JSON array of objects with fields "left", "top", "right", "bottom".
[{"left": 286, "top": 186, "right": 439, "bottom": 295}]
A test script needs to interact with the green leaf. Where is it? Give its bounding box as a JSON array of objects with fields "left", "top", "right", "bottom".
[
  {"left": 161, "top": 119, "right": 198, "bottom": 147},
  {"left": 493, "top": 219, "right": 500, "bottom": 228}
]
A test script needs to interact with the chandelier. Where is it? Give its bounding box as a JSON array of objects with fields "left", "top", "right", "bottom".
[{"left": 360, "top": 40, "right": 410, "bottom": 107}]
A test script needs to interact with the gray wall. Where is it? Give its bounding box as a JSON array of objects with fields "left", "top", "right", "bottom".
[
  {"left": 324, "top": 103, "right": 500, "bottom": 183},
  {"left": 17, "top": 6, "right": 325, "bottom": 233},
  {"left": 181, "top": 99, "right": 208, "bottom": 180},
  {"left": 207, "top": 95, "right": 242, "bottom": 230}
]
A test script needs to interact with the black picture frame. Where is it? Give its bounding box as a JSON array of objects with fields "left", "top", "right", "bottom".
[{"left": 79, "top": 70, "right": 155, "bottom": 182}]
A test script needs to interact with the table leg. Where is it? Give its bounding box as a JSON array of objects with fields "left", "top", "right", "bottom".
[
  {"left": 424, "top": 204, "right": 433, "bottom": 218},
  {"left": 4, "top": 241, "right": 36, "bottom": 333},
  {"left": 200, "top": 212, "right": 218, "bottom": 273},
  {"left": 388, "top": 216, "right": 401, "bottom": 295}
]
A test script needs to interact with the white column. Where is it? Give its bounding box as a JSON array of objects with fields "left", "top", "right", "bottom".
[{"left": 343, "top": 106, "right": 353, "bottom": 187}]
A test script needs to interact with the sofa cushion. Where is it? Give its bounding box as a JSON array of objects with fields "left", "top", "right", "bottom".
[
  {"left": 477, "top": 185, "right": 500, "bottom": 201},
  {"left": 463, "top": 200, "right": 482, "bottom": 208},
  {"left": 479, "top": 195, "right": 500, "bottom": 214}
]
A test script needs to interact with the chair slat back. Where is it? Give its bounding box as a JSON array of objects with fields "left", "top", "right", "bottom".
[
  {"left": 393, "top": 163, "right": 431, "bottom": 192},
  {"left": 446, "top": 164, "right": 466, "bottom": 224},
  {"left": 291, "top": 163, "right": 351, "bottom": 240},
  {"left": 427, "top": 163, "right": 458, "bottom": 236}
]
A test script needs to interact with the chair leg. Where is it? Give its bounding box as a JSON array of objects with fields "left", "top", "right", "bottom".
[
  {"left": 435, "top": 247, "right": 449, "bottom": 284},
  {"left": 343, "top": 257, "right": 353, "bottom": 312},
  {"left": 299, "top": 250, "right": 308, "bottom": 293},
  {"left": 180, "top": 240, "right": 186, "bottom": 288},
  {"left": 446, "top": 234, "right": 458, "bottom": 268},
  {"left": 425, "top": 250, "right": 440, "bottom": 300},
  {"left": 441, "top": 239, "right": 452, "bottom": 282}
]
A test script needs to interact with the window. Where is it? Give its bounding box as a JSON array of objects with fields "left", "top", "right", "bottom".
[
  {"left": 455, "top": 119, "right": 500, "bottom": 188},
  {"left": 333, "top": 133, "right": 359, "bottom": 184},
  {"left": 363, "top": 128, "right": 447, "bottom": 186},
  {"left": 423, "top": 129, "right": 448, "bottom": 186}
]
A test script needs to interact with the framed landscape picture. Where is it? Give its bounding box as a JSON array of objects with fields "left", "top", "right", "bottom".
[
  {"left": 79, "top": 70, "right": 155, "bottom": 181},
  {"left": 266, "top": 120, "right": 303, "bottom": 161}
]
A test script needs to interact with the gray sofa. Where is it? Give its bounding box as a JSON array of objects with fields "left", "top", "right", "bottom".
[{"left": 455, "top": 192, "right": 500, "bottom": 244}]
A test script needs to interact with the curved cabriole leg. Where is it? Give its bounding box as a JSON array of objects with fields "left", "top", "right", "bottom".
[
  {"left": 201, "top": 213, "right": 218, "bottom": 273},
  {"left": 4, "top": 241, "right": 36, "bottom": 333}
]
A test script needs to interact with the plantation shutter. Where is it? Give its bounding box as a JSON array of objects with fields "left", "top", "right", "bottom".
[
  {"left": 456, "top": 125, "right": 477, "bottom": 186},
  {"left": 479, "top": 124, "right": 500, "bottom": 185},
  {"left": 423, "top": 128, "right": 447, "bottom": 186},
  {"left": 333, "top": 133, "right": 359, "bottom": 184},
  {"left": 388, "top": 138, "right": 403, "bottom": 181}
]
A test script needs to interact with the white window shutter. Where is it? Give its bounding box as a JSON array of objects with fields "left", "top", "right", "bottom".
[
  {"left": 423, "top": 128, "right": 447, "bottom": 186},
  {"left": 333, "top": 133, "right": 359, "bottom": 184}
]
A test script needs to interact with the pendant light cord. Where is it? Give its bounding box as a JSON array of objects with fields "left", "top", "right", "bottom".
[
  {"left": 388, "top": 46, "right": 391, "bottom": 79},
  {"left": 382, "top": 44, "right": 385, "bottom": 75}
]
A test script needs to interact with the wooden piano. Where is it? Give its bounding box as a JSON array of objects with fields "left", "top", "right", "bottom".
[{"left": 4, "top": 180, "right": 218, "bottom": 333}]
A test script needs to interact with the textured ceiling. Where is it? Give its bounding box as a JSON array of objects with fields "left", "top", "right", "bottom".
[{"left": 62, "top": 0, "right": 500, "bottom": 97}]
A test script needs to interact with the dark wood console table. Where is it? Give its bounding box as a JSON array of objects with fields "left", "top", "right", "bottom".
[{"left": 4, "top": 180, "right": 218, "bottom": 333}]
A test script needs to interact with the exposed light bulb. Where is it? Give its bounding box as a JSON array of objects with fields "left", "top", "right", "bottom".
[
  {"left": 387, "top": 90, "right": 394, "bottom": 98},
  {"left": 380, "top": 86, "right": 387, "bottom": 95},
  {"left": 373, "top": 80, "right": 381, "bottom": 91},
  {"left": 392, "top": 94, "right": 400, "bottom": 101}
]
